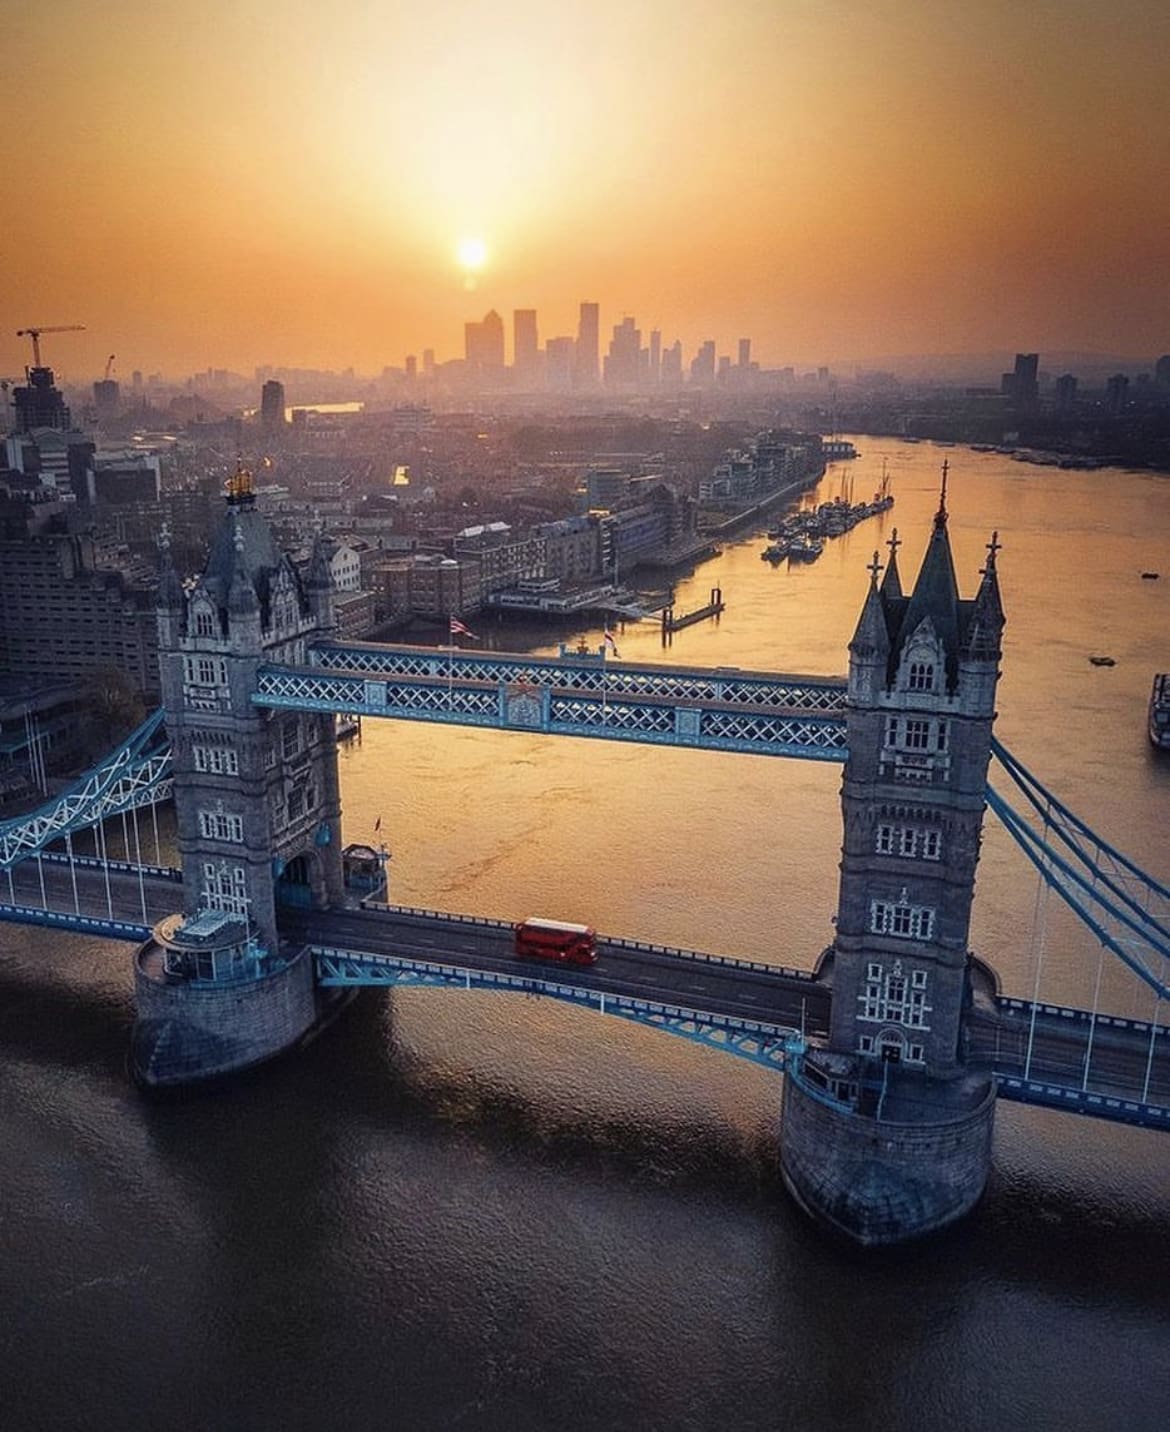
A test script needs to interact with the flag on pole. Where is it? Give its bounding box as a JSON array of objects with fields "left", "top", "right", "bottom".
[
  {"left": 603, "top": 629, "right": 620, "bottom": 658},
  {"left": 449, "top": 616, "right": 479, "bottom": 639}
]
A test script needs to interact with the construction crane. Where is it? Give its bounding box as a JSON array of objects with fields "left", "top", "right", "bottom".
[
  {"left": 103, "top": 353, "right": 116, "bottom": 380},
  {"left": 15, "top": 324, "right": 86, "bottom": 368}
]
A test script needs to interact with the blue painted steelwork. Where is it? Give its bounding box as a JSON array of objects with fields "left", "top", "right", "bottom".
[
  {"left": 986, "top": 785, "right": 1170, "bottom": 999},
  {"left": 254, "top": 665, "right": 849, "bottom": 760},
  {"left": 311, "top": 640, "right": 849, "bottom": 712},
  {"left": 312, "top": 945, "right": 804, "bottom": 1072},
  {"left": 0, "top": 710, "right": 172, "bottom": 870},
  {"left": 313, "top": 946, "right": 1170, "bottom": 1129},
  {"left": 992, "top": 740, "right": 1170, "bottom": 929},
  {"left": 0, "top": 901, "right": 150, "bottom": 942},
  {"left": 993, "top": 993, "right": 1170, "bottom": 1041},
  {"left": 40, "top": 851, "right": 183, "bottom": 882},
  {"left": 993, "top": 1075, "right": 1170, "bottom": 1131}
]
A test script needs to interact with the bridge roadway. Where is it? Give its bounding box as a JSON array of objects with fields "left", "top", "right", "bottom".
[
  {"left": 2, "top": 858, "right": 180, "bottom": 936},
  {"left": 969, "top": 1007, "right": 1170, "bottom": 1116},
  {"left": 281, "top": 905, "right": 832, "bottom": 1038},
  {"left": 2, "top": 861, "right": 1167, "bottom": 1124}
]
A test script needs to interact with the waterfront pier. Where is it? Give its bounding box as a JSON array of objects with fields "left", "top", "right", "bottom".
[{"left": 661, "top": 587, "right": 725, "bottom": 638}]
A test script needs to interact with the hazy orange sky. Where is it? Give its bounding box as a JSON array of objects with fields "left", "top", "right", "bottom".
[{"left": 3, "top": 0, "right": 1168, "bottom": 379}]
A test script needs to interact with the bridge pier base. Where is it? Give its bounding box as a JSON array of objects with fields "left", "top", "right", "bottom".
[
  {"left": 131, "top": 932, "right": 328, "bottom": 1088},
  {"left": 779, "top": 1054, "right": 996, "bottom": 1246}
]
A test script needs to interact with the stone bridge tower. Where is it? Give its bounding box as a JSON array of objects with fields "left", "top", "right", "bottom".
[
  {"left": 133, "top": 466, "right": 344, "bottom": 1085},
  {"left": 781, "top": 476, "right": 1006, "bottom": 1244}
]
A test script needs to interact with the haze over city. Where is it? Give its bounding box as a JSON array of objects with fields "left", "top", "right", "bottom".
[{"left": 5, "top": 0, "right": 1169, "bottom": 378}]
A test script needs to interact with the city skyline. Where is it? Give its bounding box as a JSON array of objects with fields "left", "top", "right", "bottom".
[{"left": 4, "top": 1, "right": 1169, "bottom": 379}]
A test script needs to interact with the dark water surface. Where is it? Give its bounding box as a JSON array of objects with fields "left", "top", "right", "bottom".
[{"left": 3, "top": 441, "right": 1170, "bottom": 1430}]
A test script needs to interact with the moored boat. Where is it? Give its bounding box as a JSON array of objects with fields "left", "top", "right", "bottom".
[
  {"left": 1150, "top": 673, "right": 1170, "bottom": 749},
  {"left": 787, "top": 534, "right": 824, "bottom": 562}
]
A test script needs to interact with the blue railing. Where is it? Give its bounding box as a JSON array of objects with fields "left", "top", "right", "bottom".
[{"left": 0, "top": 901, "right": 150, "bottom": 942}]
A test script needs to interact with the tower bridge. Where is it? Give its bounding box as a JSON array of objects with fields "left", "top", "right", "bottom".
[{"left": 1, "top": 465, "right": 1167, "bottom": 1246}]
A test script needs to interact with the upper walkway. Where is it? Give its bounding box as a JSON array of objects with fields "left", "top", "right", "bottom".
[{"left": 254, "top": 641, "right": 850, "bottom": 760}]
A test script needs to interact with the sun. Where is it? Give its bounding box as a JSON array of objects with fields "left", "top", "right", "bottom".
[{"left": 456, "top": 236, "right": 488, "bottom": 271}]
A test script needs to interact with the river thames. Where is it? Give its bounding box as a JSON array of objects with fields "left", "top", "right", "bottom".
[{"left": 2, "top": 440, "right": 1169, "bottom": 1430}]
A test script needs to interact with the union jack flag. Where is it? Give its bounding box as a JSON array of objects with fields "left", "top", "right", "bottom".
[
  {"left": 603, "top": 629, "right": 620, "bottom": 657},
  {"left": 449, "top": 617, "right": 479, "bottom": 639}
]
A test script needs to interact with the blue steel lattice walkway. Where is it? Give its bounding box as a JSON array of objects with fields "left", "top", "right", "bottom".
[{"left": 254, "top": 642, "right": 850, "bottom": 760}]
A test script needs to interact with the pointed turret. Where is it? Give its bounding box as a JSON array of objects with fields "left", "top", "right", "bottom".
[
  {"left": 157, "top": 523, "right": 184, "bottom": 612},
  {"left": 880, "top": 528, "right": 903, "bottom": 602},
  {"left": 895, "top": 464, "right": 961, "bottom": 684},
  {"left": 850, "top": 552, "right": 891, "bottom": 660},
  {"left": 957, "top": 532, "right": 1006, "bottom": 718},
  {"left": 227, "top": 515, "right": 260, "bottom": 610},
  {"left": 306, "top": 528, "right": 336, "bottom": 631},
  {"left": 848, "top": 552, "right": 892, "bottom": 704},
  {"left": 961, "top": 531, "right": 1005, "bottom": 663},
  {"left": 223, "top": 515, "right": 261, "bottom": 661},
  {"left": 156, "top": 522, "right": 186, "bottom": 648}
]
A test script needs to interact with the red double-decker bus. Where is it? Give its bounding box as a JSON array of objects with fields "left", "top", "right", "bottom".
[{"left": 514, "top": 917, "right": 598, "bottom": 966}]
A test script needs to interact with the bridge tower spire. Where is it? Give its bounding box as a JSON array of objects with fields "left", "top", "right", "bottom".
[
  {"left": 780, "top": 489, "right": 1005, "bottom": 1245},
  {"left": 134, "top": 470, "right": 345, "bottom": 1085}
]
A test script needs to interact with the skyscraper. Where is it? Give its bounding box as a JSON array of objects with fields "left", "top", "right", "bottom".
[
  {"left": 513, "top": 309, "right": 539, "bottom": 382},
  {"left": 689, "top": 340, "right": 716, "bottom": 385},
  {"left": 260, "top": 379, "right": 286, "bottom": 431},
  {"left": 738, "top": 338, "right": 751, "bottom": 368},
  {"left": 13, "top": 366, "right": 70, "bottom": 432},
  {"left": 1001, "top": 352, "right": 1039, "bottom": 406},
  {"left": 649, "top": 329, "right": 661, "bottom": 385},
  {"left": 574, "top": 301, "right": 599, "bottom": 388},
  {"left": 93, "top": 377, "right": 120, "bottom": 421},
  {"left": 604, "top": 316, "right": 642, "bottom": 388},
  {"left": 465, "top": 310, "right": 506, "bottom": 374},
  {"left": 545, "top": 336, "right": 575, "bottom": 391}
]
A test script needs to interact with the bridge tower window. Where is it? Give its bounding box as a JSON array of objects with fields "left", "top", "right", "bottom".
[
  {"left": 198, "top": 808, "right": 244, "bottom": 843},
  {"left": 908, "top": 662, "right": 935, "bottom": 692},
  {"left": 282, "top": 719, "right": 302, "bottom": 760},
  {"left": 191, "top": 605, "right": 218, "bottom": 638},
  {"left": 201, "top": 862, "right": 249, "bottom": 915},
  {"left": 875, "top": 823, "right": 943, "bottom": 860},
  {"left": 193, "top": 744, "right": 239, "bottom": 776},
  {"left": 184, "top": 655, "right": 227, "bottom": 688},
  {"left": 883, "top": 718, "right": 949, "bottom": 754},
  {"left": 904, "top": 719, "right": 931, "bottom": 750},
  {"left": 857, "top": 960, "right": 932, "bottom": 1030},
  {"left": 869, "top": 898, "right": 935, "bottom": 941}
]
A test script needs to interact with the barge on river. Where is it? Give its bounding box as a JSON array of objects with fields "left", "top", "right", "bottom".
[{"left": 1150, "top": 673, "right": 1170, "bottom": 749}]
